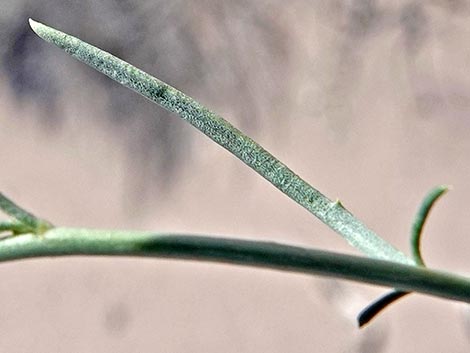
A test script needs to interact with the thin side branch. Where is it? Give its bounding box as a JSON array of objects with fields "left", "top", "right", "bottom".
[{"left": 411, "top": 185, "right": 449, "bottom": 266}]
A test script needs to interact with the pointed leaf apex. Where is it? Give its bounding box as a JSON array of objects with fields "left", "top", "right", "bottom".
[
  {"left": 29, "top": 18, "right": 48, "bottom": 39},
  {"left": 29, "top": 18, "right": 40, "bottom": 32}
]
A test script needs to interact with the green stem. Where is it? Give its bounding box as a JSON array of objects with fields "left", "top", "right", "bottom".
[
  {"left": 2, "top": 227, "right": 469, "bottom": 303},
  {"left": 28, "top": 19, "right": 412, "bottom": 264}
]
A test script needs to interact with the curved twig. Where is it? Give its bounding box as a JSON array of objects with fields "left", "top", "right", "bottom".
[{"left": 411, "top": 185, "right": 449, "bottom": 266}]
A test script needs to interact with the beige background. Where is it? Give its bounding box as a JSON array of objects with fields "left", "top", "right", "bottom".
[{"left": 1, "top": 1, "right": 470, "bottom": 352}]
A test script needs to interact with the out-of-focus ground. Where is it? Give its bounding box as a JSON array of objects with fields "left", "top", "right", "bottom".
[{"left": 1, "top": 0, "right": 470, "bottom": 352}]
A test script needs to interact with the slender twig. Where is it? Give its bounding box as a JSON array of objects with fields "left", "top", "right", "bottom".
[
  {"left": 411, "top": 185, "right": 449, "bottom": 266},
  {"left": 0, "top": 228, "right": 469, "bottom": 303},
  {"left": 28, "top": 19, "right": 412, "bottom": 264}
]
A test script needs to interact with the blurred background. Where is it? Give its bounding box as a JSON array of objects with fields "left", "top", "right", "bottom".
[{"left": 1, "top": 0, "right": 470, "bottom": 351}]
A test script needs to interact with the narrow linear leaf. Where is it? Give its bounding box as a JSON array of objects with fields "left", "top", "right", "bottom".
[{"left": 29, "top": 19, "right": 412, "bottom": 264}]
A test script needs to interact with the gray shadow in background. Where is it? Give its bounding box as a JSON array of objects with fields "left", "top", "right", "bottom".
[
  {"left": 2, "top": 0, "right": 469, "bottom": 204},
  {"left": 316, "top": 0, "right": 470, "bottom": 128}
]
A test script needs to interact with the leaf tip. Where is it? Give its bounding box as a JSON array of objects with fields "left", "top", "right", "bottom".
[
  {"left": 29, "top": 18, "right": 47, "bottom": 38},
  {"left": 441, "top": 184, "right": 452, "bottom": 192},
  {"left": 28, "top": 18, "right": 39, "bottom": 31}
]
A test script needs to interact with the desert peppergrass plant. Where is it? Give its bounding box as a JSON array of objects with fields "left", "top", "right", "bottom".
[{"left": 0, "top": 19, "right": 468, "bottom": 334}]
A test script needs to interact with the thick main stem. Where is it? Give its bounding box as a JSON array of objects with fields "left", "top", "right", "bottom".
[{"left": 3, "top": 228, "right": 469, "bottom": 303}]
